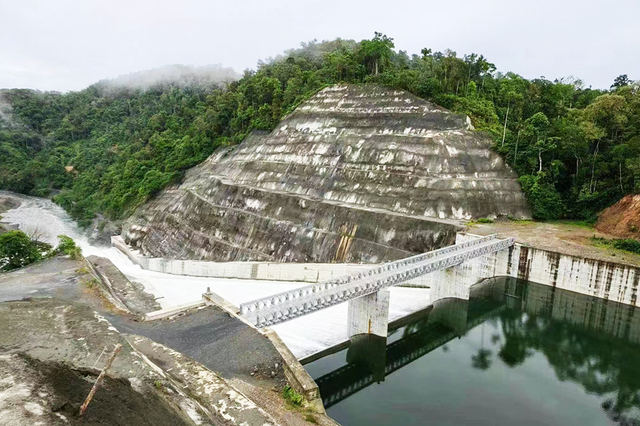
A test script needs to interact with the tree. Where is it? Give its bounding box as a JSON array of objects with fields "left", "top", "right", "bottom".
[
  {"left": 518, "top": 174, "right": 563, "bottom": 220},
  {"left": 0, "top": 230, "right": 42, "bottom": 271},
  {"left": 611, "top": 74, "right": 632, "bottom": 90},
  {"left": 359, "top": 32, "right": 394, "bottom": 75}
]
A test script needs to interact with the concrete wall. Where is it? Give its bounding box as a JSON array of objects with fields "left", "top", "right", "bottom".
[
  {"left": 453, "top": 232, "right": 640, "bottom": 308},
  {"left": 115, "top": 232, "right": 640, "bottom": 309},
  {"left": 112, "top": 235, "right": 431, "bottom": 286}
]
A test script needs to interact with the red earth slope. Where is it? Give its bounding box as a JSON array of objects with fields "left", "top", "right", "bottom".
[{"left": 596, "top": 194, "right": 640, "bottom": 240}]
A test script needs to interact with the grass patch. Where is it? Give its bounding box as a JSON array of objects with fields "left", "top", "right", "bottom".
[
  {"left": 549, "top": 219, "right": 597, "bottom": 229},
  {"left": 84, "top": 278, "right": 99, "bottom": 289},
  {"left": 304, "top": 413, "right": 318, "bottom": 423},
  {"left": 76, "top": 266, "right": 90, "bottom": 275},
  {"left": 476, "top": 218, "right": 494, "bottom": 224},
  {"left": 591, "top": 237, "right": 640, "bottom": 255},
  {"left": 467, "top": 217, "right": 495, "bottom": 226}
]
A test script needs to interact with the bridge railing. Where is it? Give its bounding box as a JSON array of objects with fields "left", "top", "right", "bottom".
[
  {"left": 239, "top": 234, "right": 498, "bottom": 318},
  {"left": 240, "top": 236, "right": 514, "bottom": 327}
]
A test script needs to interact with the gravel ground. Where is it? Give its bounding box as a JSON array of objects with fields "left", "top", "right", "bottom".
[
  {"left": 469, "top": 220, "right": 640, "bottom": 267},
  {"left": 105, "top": 306, "right": 288, "bottom": 388}
]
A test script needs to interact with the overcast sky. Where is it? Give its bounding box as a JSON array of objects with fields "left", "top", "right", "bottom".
[{"left": 1, "top": 0, "right": 638, "bottom": 92}]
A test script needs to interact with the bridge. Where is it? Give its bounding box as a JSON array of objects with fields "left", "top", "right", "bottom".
[{"left": 240, "top": 233, "right": 515, "bottom": 338}]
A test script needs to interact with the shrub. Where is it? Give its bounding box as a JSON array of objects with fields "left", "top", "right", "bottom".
[
  {"left": 613, "top": 239, "right": 640, "bottom": 254},
  {"left": 591, "top": 237, "right": 640, "bottom": 255},
  {"left": 56, "top": 235, "right": 82, "bottom": 259}
]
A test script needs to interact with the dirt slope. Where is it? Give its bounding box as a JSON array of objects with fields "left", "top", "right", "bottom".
[{"left": 596, "top": 195, "right": 640, "bottom": 240}]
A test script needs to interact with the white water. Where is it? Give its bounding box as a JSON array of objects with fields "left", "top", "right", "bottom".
[{"left": 0, "top": 192, "right": 432, "bottom": 359}]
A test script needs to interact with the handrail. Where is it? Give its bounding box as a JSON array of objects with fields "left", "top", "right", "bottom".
[
  {"left": 240, "top": 236, "right": 514, "bottom": 327},
  {"left": 239, "top": 234, "right": 497, "bottom": 315}
]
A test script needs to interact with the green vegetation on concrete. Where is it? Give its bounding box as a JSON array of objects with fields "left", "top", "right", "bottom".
[
  {"left": 56, "top": 234, "right": 82, "bottom": 259},
  {"left": 1, "top": 34, "right": 638, "bottom": 224},
  {"left": 282, "top": 385, "right": 304, "bottom": 407}
]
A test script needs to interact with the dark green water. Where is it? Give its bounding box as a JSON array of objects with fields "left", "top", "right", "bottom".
[{"left": 304, "top": 278, "right": 640, "bottom": 426}]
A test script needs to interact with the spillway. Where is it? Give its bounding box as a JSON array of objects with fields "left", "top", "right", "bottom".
[{"left": 0, "top": 192, "right": 432, "bottom": 358}]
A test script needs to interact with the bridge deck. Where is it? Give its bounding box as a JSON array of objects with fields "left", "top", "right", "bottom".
[{"left": 240, "top": 235, "right": 514, "bottom": 327}]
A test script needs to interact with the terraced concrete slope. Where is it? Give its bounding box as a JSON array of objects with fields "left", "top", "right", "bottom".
[{"left": 123, "top": 84, "right": 529, "bottom": 263}]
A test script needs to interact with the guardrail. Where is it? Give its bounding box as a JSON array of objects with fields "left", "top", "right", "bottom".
[{"left": 240, "top": 236, "right": 513, "bottom": 327}]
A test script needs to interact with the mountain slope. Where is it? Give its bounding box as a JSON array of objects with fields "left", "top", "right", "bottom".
[{"left": 122, "top": 84, "right": 529, "bottom": 263}]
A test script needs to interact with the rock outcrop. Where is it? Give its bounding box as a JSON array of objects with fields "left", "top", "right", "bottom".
[{"left": 123, "top": 84, "right": 529, "bottom": 263}]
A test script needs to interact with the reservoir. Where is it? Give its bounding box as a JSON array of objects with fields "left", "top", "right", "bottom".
[{"left": 304, "top": 277, "right": 640, "bottom": 426}]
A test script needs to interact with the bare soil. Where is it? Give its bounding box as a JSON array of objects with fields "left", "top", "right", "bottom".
[
  {"left": 0, "top": 299, "right": 198, "bottom": 425},
  {"left": 595, "top": 194, "right": 640, "bottom": 240},
  {"left": 0, "top": 353, "right": 193, "bottom": 426},
  {"left": 468, "top": 220, "right": 640, "bottom": 267}
]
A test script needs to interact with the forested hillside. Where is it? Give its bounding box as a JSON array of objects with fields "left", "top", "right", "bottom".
[{"left": 1, "top": 34, "right": 638, "bottom": 226}]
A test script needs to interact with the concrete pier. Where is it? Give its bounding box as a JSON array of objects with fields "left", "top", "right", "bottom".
[{"left": 347, "top": 289, "right": 390, "bottom": 338}]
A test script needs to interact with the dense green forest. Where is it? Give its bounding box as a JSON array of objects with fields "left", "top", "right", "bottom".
[{"left": 1, "top": 34, "right": 638, "bottom": 226}]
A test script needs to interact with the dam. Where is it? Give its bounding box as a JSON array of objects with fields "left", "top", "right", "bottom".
[
  {"left": 4, "top": 195, "right": 640, "bottom": 425},
  {"left": 2, "top": 83, "right": 639, "bottom": 425}
]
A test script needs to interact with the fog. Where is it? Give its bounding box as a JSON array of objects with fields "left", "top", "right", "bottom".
[
  {"left": 96, "top": 64, "right": 240, "bottom": 91},
  {"left": 0, "top": 93, "right": 15, "bottom": 127},
  {"left": 1, "top": 0, "right": 638, "bottom": 92}
]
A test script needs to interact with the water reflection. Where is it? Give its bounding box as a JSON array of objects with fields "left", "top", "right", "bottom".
[{"left": 306, "top": 278, "right": 640, "bottom": 426}]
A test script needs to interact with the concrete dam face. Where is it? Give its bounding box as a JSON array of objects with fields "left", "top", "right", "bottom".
[{"left": 123, "top": 84, "right": 530, "bottom": 263}]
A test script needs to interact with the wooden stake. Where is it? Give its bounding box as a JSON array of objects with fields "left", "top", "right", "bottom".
[{"left": 79, "top": 344, "right": 122, "bottom": 417}]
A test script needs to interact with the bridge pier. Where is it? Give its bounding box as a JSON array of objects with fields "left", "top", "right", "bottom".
[
  {"left": 429, "top": 233, "right": 512, "bottom": 302},
  {"left": 347, "top": 334, "right": 387, "bottom": 383},
  {"left": 347, "top": 289, "right": 390, "bottom": 338}
]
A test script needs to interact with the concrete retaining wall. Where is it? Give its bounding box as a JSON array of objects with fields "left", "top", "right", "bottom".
[
  {"left": 115, "top": 233, "right": 640, "bottom": 308},
  {"left": 82, "top": 256, "right": 131, "bottom": 313},
  {"left": 455, "top": 232, "right": 640, "bottom": 307},
  {"left": 112, "top": 235, "right": 430, "bottom": 286}
]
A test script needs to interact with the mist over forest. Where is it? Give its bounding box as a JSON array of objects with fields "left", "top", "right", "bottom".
[{"left": 0, "top": 35, "right": 638, "bottom": 226}]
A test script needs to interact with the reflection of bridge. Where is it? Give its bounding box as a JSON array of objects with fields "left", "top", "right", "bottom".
[
  {"left": 314, "top": 295, "right": 508, "bottom": 408},
  {"left": 312, "top": 273, "right": 640, "bottom": 409},
  {"left": 240, "top": 234, "right": 514, "bottom": 337}
]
